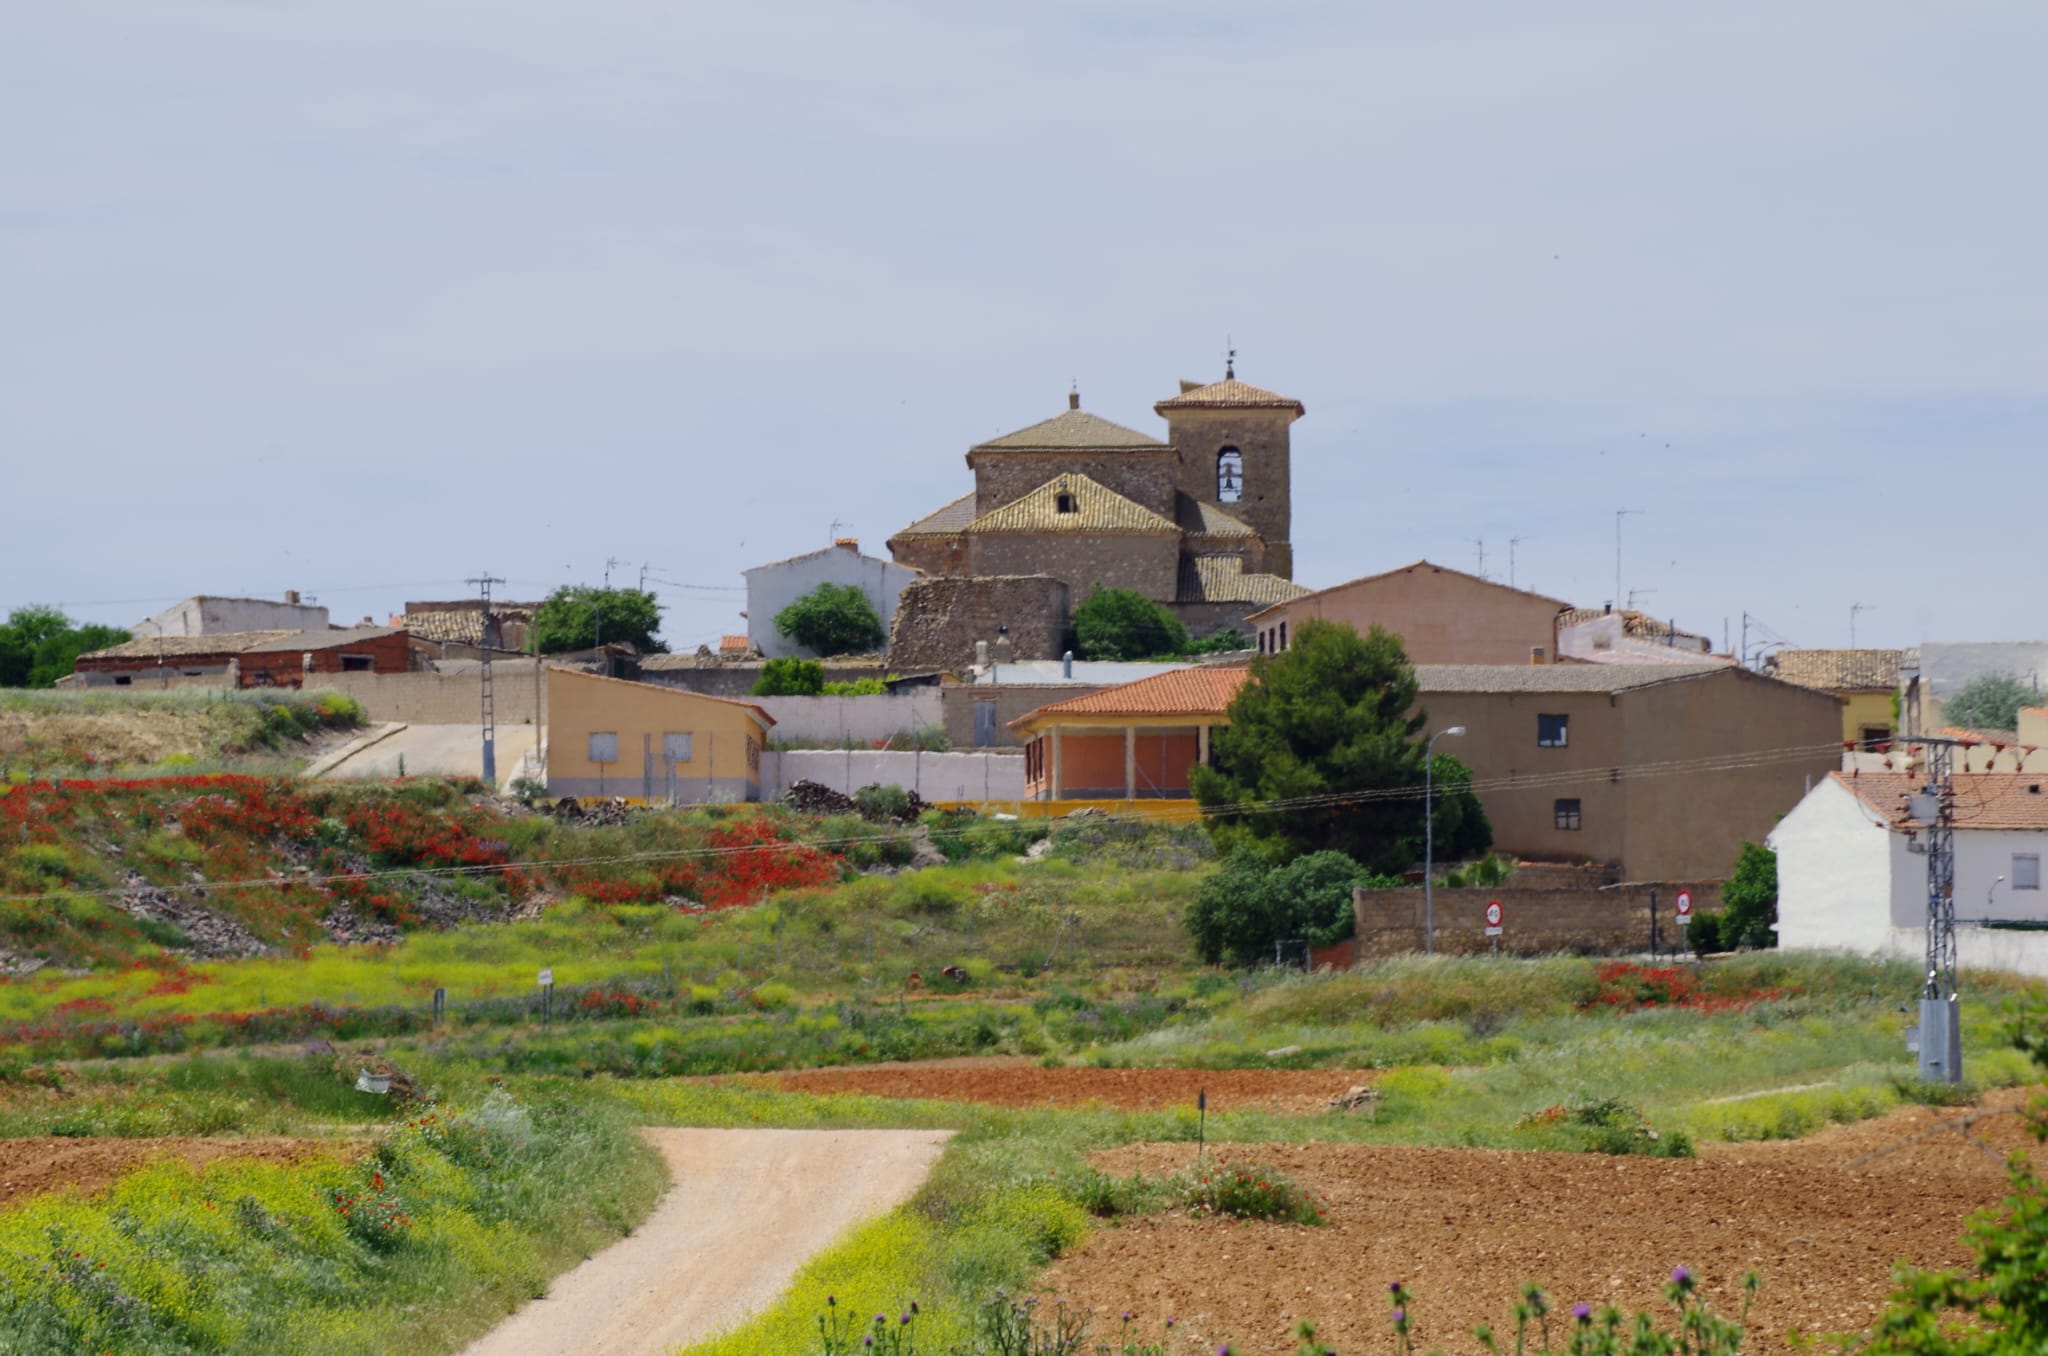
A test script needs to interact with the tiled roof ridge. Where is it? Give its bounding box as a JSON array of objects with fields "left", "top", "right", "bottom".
[
  {"left": 964, "top": 473, "right": 1180, "bottom": 535},
  {"left": 971, "top": 407, "right": 1168, "bottom": 452},
  {"left": 890, "top": 492, "right": 978, "bottom": 540},
  {"left": 1154, "top": 377, "right": 1304, "bottom": 414}
]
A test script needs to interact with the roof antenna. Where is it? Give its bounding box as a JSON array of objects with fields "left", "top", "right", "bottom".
[{"left": 1224, "top": 336, "right": 1236, "bottom": 380}]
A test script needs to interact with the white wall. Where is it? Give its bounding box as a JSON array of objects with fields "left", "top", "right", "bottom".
[
  {"left": 754, "top": 691, "right": 944, "bottom": 744},
  {"left": 1883, "top": 926, "right": 2048, "bottom": 979},
  {"left": 761, "top": 749, "right": 1025, "bottom": 802},
  {"left": 1772, "top": 778, "right": 1895, "bottom": 951},
  {"left": 139, "top": 596, "right": 331, "bottom": 636},
  {"left": 744, "top": 546, "right": 918, "bottom": 660}
]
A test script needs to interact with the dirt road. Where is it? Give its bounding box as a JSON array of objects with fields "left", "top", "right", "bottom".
[{"left": 459, "top": 1127, "right": 951, "bottom": 1356}]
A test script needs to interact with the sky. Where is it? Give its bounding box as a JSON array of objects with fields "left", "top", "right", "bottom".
[{"left": 3, "top": 2, "right": 2043, "bottom": 655}]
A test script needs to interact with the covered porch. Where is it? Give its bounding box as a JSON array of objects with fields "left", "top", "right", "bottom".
[{"left": 1021, "top": 720, "right": 1215, "bottom": 800}]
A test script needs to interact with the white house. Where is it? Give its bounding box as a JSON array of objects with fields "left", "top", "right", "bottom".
[
  {"left": 742, "top": 540, "right": 918, "bottom": 660},
  {"left": 1772, "top": 771, "right": 2048, "bottom": 974},
  {"left": 138, "top": 592, "right": 331, "bottom": 638}
]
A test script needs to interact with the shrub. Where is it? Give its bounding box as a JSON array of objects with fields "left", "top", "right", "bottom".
[
  {"left": 1185, "top": 847, "right": 1389, "bottom": 965},
  {"left": 1720, "top": 841, "right": 1778, "bottom": 949},
  {"left": 1070, "top": 587, "right": 1188, "bottom": 661},
  {"left": 754, "top": 658, "right": 826, "bottom": 696},
  {"left": 1175, "top": 1161, "right": 1324, "bottom": 1225},
  {"left": 1687, "top": 910, "right": 1726, "bottom": 954},
  {"left": 853, "top": 784, "right": 913, "bottom": 824}
]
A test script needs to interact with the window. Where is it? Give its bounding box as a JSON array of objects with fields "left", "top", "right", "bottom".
[
  {"left": 1537, "top": 713, "right": 1569, "bottom": 748},
  {"left": 588, "top": 732, "right": 618, "bottom": 764},
  {"left": 2017, "top": 854, "right": 2042, "bottom": 891},
  {"left": 1055, "top": 491, "right": 1076, "bottom": 514},
  {"left": 746, "top": 737, "right": 761, "bottom": 772},
  {"left": 1859, "top": 726, "right": 1891, "bottom": 751},
  {"left": 114, "top": 675, "right": 132, "bottom": 686},
  {"left": 662, "top": 732, "right": 693, "bottom": 763},
  {"left": 1216, "top": 447, "right": 1244, "bottom": 502},
  {"left": 1554, "top": 798, "right": 1582, "bottom": 831},
  {"left": 1278, "top": 621, "right": 1288, "bottom": 651},
  {"left": 973, "top": 699, "right": 998, "bottom": 748},
  {"left": 340, "top": 654, "right": 373, "bottom": 672}
]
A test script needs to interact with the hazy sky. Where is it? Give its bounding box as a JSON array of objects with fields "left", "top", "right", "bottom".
[{"left": 4, "top": 3, "right": 2042, "bottom": 653}]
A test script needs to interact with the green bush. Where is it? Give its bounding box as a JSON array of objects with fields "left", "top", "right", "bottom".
[
  {"left": 1185, "top": 847, "right": 1389, "bottom": 965},
  {"left": 1175, "top": 1161, "right": 1324, "bottom": 1224},
  {"left": 853, "top": 784, "right": 914, "bottom": 824},
  {"left": 753, "top": 658, "right": 825, "bottom": 696},
  {"left": 1720, "top": 841, "right": 1778, "bottom": 949},
  {"left": 1687, "top": 911, "right": 1726, "bottom": 954}
]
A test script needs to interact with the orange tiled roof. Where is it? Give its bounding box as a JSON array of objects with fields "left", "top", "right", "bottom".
[
  {"left": 1010, "top": 666, "right": 1250, "bottom": 727},
  {"left": 1832, "top": 770, "right": 2048, "bottom": 831}
]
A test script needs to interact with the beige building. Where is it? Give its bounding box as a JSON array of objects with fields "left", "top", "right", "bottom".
[
  {"left": 545, "top": 667, "right": 774, "bottom": 802},
  {"left": 1762, "top": 649, "right": 1902, "bottom": 747},
  {"left": 1009, "top": 658, "right": 1843, "bottom": 880},
  {"left": 1244, "top": 561, "right": 1570, "bottom": 664}
]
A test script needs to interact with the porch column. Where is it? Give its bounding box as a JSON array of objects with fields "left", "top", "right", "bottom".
[
  {"left": 1124, "top": 725, "right": 1136, "bottom": 800},
  {"left": 1050, "top": 726, "right": 1063, "bottom": 800},
  {"left": 1198, "top": 723, "right": 1210, "bottom": 767}
]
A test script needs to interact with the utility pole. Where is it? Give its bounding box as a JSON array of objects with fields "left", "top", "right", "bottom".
[
  {"left": 1907, "top": 736, "right": 1965, "bottom": 1084},
  {"left": 1615, "top": 509, "right": 1643, "bottom": 610},
  {"left": 1850, "top": 601, "right": 1874, "bottom": 648},
  {"left": 467, "top": 573, "right": 505, "bottom": 786},
  {"left": 1468, "top": 538, "right": 1487, "bottom": 580}
]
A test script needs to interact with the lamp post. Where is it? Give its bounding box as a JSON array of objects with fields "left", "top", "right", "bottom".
[{"left": 1424, "top": 725, "right": 1467, "bottom": 955}]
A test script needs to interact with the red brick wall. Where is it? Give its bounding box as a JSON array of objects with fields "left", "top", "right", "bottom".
[{"left": 239, "top": 632, "right": 411, "bottom": 689}]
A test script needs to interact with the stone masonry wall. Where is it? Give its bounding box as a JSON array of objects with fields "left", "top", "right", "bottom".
[
  {"left": 1352, "top": 881, "right": 1728, "bottom": 958},
  {"left": 968, "top": 532, "right": 1180, "bottom": 604},
  {"left": 888, "top": 575, "right": 1069, "bottom": 675},
  {"left": 969, "top": 450, "right": 1181, "bottom": 519},
  {"left": 1161, "top": 408, "right": 1294, "bottom": 578}
]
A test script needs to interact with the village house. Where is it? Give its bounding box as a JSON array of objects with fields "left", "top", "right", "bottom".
[
  {"left": 136, "top": 591, "right": 330, "bottom": 637},
  {"left": 1762, "top": 649, "right": 1903, "bottom": 748},
  {"left": 1773, "top": 771, "right": 2048, "bottom": 965},
  {"left": 71, "top": 626, "right": 411, "bottom": 689},
  {"left": 396, "top": 599, "right": 539, "bottom": 662},
  {"left": 743, "top": 539, "right": 916, "bottom": 660},
  {"left": 1011, "top": 659, "right": 1842, "bottom": 880},
  {"left": 544, "top": 666, "right": 774, "bottom": 803},
  {"left": 1244, "top": 561, "right": 1569, "bottom": 664}
]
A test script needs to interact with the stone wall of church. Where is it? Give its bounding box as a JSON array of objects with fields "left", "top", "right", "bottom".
[
  {"left": 1173, "top": 602, "right": 1260, "bottom": 643},
  {"left": 968, "top": 449, "right": 1181, "bottom": 519},
  {"left": 889, "top": 533, "right": 966, "bottom": 578},
  {"left": 1163, "top": 408, "right": 1295, "bottom": 578},
  {"left": 968, "top": 532, "right": 1180, "bottom": 604},
  {"left": 887, "top": 575, "right": 1071, "bottom": 675}
]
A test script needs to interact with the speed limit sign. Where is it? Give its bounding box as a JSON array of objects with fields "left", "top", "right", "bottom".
[
  {"left": 1674, "top": 891, "right": 1693, "bottom": 928},
  {"left": 1484, "top": 900, "right": 1504, "bottom": 937}
]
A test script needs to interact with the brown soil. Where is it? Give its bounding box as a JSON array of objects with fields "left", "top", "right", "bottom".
[
  {"left": 1044, "top": 1092, "right": 2040, "bottom": 1354},
  {"left": 0, "top": 1135, "right": 356, "bottom": 1209},
  {"left": 726, "top": 1061, "right": 1379, "bottom": 1113}
]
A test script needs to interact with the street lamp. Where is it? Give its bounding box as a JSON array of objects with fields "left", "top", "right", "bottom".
[
  {"left": 1424, "top": 725, "right": 1467, "bottom": 955},
  {"left": 1986, "top": 874, "right": 2006, "bottom": 922}
]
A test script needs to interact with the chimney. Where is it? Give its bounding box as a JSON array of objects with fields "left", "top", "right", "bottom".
[
  {"left": 834, "top": 537, "right": 859, "bottom": 551},
  {"left": 975, "top": 639, "right": 989, "bottom": 669},
  {"left": 1530, "top": 646, "right": 1546, "bottom": 665},
  {"left": 1604, "top": 601, "right": 1613, "bottom": 615},
  {"left": 284, "top": 589, "right": 301, "bottom": 605},
  {"left": 1063, "top": 649, "right": 1074, "bottom": 678},
  {"left": 1068, "top": 390, "right": 1080, "bottom": 410}
]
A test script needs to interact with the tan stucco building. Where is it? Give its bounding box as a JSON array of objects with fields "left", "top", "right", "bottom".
[
  {"left": 1243, "top": 561, "right": 1570, "bottom": 665},
  {"left": 1012, "top": 658, "right": 1844, "bottom": 880},
  {"left": 545, "top": 666, "right": 774, "bottom": 802}
]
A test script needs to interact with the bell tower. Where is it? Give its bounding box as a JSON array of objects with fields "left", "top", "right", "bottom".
[{"left": 1155, "top": 361, "right": 1304, "bottom": 578}]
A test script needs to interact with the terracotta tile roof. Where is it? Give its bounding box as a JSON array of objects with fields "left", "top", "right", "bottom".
[
  {"left": 1555, "top": 607, "right": 1714, "bottom": 647},
  {"left": 1011, "top": 665, "right": 1250, "bottom": 726},
  {"left": 1177, "top": 556, "right": 1309, "bottom": 605},
  {"left": 890, "top": 492, "right": 978, "bottom": 540},
  {"left": 719, "top": 635, "right": 748, "bottom": 657},
  {"left": 964, "top": 474, "right": 1179, "bottom": 535},
  {"left": 1154, "top": 377, "right": 1304, "bottom": 414},
  {"left": 402, "top": 603, "right": 536, "bottom": 647},
  {"left": 80, "top": 630, "right": 295, "bottom": 661},
  {"left": 1175, "top": 493, "right": 1259, "bottom": 538},
  {"left": 971, "top": 408, "right": 1167, "bottom": 452},
  {"left": 1245, "top": 559, "right": 1571, "bottom": 622},
  {"left": 1832, "top": 770, "right": 2048, "bottom": 831},
  {"left": 1763, "top": 648, "right": 1902, "bottom": 692}
]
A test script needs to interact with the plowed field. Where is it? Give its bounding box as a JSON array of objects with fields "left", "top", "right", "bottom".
[
  {"left": 731, "top": 1061, "right": 1377, "bottom": 1113},
  {"left": 1044, "top": 1092, "right": 2039, "bottom": 1353},
  {"left": 0, "top": 1136, "right": 355, "bottom": 1209}
]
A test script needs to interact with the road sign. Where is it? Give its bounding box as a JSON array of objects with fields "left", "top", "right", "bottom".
[
  {"left": 1485, "top": 900, "right": 1503, "bottom": 937},
  {"left": 537, "top": 967, "right": 554, "bottom": 987},
  {"left": 1674, "top": 891, "right": 1693, "bottom": 928}
]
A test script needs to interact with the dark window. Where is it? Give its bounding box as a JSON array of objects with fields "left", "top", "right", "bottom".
[
  {"left": 2016, "top": 854, "right": 2042, "bottom": 891},
  {"left": 340, "top": 654, "right": 373, "bottom": 672},
  {"left": 1859, "top": 726, "right": 1891, "bottom": 750},
  {"left": 1055, "top": 492, "right": 1076, "bottom": 514},
  {"left": 1554, "top": 798, "right": 1582, "bottom": 831},
  {"left": 1216, "top": 447, "right": 1244, "bottom": 502},
  {"left": 1278, "top": 621, "right": 1288, "bottom": 650},
  {"left": 114, "top": 675, "right": 132, "bottom": 686},
  {"left": 1538, "top": 713, "right": 1568, "bottom": 747}
]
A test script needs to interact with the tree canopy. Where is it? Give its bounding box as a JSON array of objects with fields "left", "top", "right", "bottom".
[
  {"left": 1189, "top": 619, "right": 1491, "bottom": 873},
  {"left": 1070, "top": 587, "right": 1189, "bottom": 661},
  {"left": 1717, "top": 840, "right": 1779, "bottom": 950},
  {"left": 530, "top": 587, "right": 668, "bottom": 656},
  {"left": 774, "top": 583, "right": 886, "bottom": 657},
  {"left": 1186, "top": 847, "right": 1398, "bottom": 966},
  {"left": 0, "top": 606, "right": 132, "bottom": 689},
  {"left": 1943, "top": 671, "right": 2040, "bottom": 733}
]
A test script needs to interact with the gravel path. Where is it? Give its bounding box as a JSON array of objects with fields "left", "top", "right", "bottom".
[{"left": 458, "top": 1127, "right": 952, "bottom": 1356}]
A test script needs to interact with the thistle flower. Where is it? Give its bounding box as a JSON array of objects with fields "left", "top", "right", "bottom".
[{"left": 1573, "top": 1303, "right": 1592, "bottom": 1322}]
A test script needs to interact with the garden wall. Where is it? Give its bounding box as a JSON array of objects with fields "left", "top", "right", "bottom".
[
  {"left": 761, "top": 749, "right": 1025, "bottom": 802},
  {"left": 1887, "top": 925, "right": 2048, "bottom": 979},
  {"left": 1351, "top": 881, "right": 1727, "bottom": 958},
  {"left": 304, "top": 666, "right": 542, "bottom": 725},
  {"left": 754, "top": 692, "right": 944, "bottom": 745}
]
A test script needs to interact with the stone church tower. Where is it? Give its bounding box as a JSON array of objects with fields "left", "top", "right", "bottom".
[{"left": 1155, "top": 366, "right": 1304, "bottom": 579}]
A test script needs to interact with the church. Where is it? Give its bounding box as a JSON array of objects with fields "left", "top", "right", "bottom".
[{"left": 886, "top": 367, "right": 1308, "bottom": 661}]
